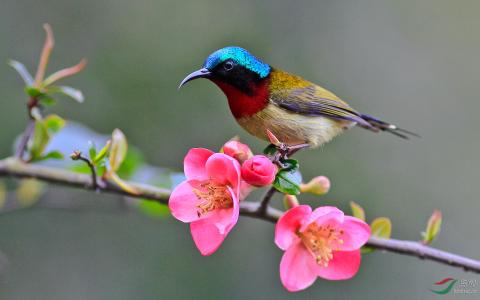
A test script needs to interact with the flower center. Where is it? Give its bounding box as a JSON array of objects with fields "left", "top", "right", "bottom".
[
  {"left": 193, "top": 180, "right": 233, "bottom": 217},
  {"left": 298, "top": 222, "right": 344, "bottom": 267}
]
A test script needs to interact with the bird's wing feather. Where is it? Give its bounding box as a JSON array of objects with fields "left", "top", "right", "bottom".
[{"left": 268, "top": 73, "right": 372, "bottom": 128}]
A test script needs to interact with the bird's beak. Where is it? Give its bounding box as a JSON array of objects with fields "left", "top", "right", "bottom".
[{"left": 178, "top": 68, "right": 211, "bottom": 89}]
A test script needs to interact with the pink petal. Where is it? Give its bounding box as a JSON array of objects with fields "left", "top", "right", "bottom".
[
  {"left": 311, "top": 206, "right": 344, "bottom": 223},
  {"left": 168, "top": 180, "right": 202, "bottom": 223},
  {"left": 189, "top": 188, "right": 240, "bottom": 256},
  {"left": 205, "top": 153, "right": 241, "bottom": 190},
  {"left": 336, "top": 216, "right": 371, "bottom": 251},
  {"left": 184, "top": 148, "right": 214, "bottom": 180},
  {"left": 301, "top": 206, "right": 344, "bottom": 232},
  {"left": 275, "top": 205, "right": 311, "bottom": 251},
  {"left": 317, "top": 250, "right": 361, "bottom": 280},
  {"left": 190, "top": 219, "right": 227, "bottom": 256},
  {"left": 280, "top": 241, "right": 319, "bottom": 292}
]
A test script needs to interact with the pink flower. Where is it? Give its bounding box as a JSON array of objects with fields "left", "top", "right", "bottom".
[
  {"left": 241, "top": 155, "right": 277, "bottom": 187},
  {"left": 275, "top": 205, "right": 371, "bottom": 292},
  {"left": 169, "top": 148, "right": 242, "bottom": 256},
  {"left": 222, "top": 140, "right": 253, "bottom": 163}
]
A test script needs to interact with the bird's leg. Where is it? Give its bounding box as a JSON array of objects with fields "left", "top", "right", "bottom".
[
  {"left": 265, "top": 130, "right": 310, "bottom": 164},
  {"left": 271, "top": 150, "right": 286, "bottom": 168}
]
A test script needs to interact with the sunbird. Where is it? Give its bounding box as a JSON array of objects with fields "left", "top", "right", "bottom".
[{"left": 179, "top": 46, "right": 417, "bottom": 149}]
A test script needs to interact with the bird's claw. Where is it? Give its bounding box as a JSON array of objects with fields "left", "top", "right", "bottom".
[
  {"left": 270, "top": 142, "right": 310, "bottom": 168},
  {"left": 271, "top": 143, "right": 291, "bottom": 168}
]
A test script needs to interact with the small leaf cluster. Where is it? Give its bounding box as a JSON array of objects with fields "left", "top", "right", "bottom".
[
  {"left": 9, "top": 24, "right": 86, "bottom": 105},
  {"left": 10, "top": 24, "right": 86, "bottom": 162},
  {"left": 350, "top": 202, "right": 443, "bottom": 252},
  {"left": 29, "top": 114, "right": 65, "bottom": 162}
]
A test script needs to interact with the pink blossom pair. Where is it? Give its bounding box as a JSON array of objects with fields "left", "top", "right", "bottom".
[{"left": 168, "top": 141, "right": 371, "bottom": 293}]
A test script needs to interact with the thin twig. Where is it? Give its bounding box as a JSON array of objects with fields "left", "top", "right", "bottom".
[
  {"left": 258, "top": 144, "right": 305, "bottom": 214},
  {"left": 15, "top": 97, "right": 39, "bottom": 160},
  {"left": 70, "top": 151, "right": 100, "bottom": 190},
  {"left": 258, "top": 186, "right": 277, "bottom": 215},
  {"left": 15, "top": 119, "right": 35, "bottom": 160},
  {"left": 0, "top": 157, "right": 479, "bottom": 273}
]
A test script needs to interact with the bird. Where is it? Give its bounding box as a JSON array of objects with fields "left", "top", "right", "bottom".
[{"left": 179, "top": 46, "right": 418, "bottom": 149}]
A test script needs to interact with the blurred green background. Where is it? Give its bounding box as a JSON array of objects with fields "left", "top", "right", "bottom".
[{"left": 1, "top": 0, "right": 479, "bottom": 299}]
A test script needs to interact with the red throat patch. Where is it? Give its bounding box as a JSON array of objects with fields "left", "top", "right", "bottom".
[{"left": 212, "top": 79, "right": 269, "bottom": 119}]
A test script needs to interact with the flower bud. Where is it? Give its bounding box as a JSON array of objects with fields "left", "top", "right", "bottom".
[
  {"left": 222, "top": 140, "right": 253, "bottom": 164},
  {"left": 241, "top": 155, "right": 277, "bottom": 187},
  {"left": 283, "top": 194, "right": 299, "bottom": 209},
  {"left": 300, "top": 176, "right": 330, "bottom": 195}
]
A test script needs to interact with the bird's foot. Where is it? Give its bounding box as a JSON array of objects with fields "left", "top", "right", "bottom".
[
  {"left": 271, "top": 143, "right": 310, "bottom": 168},
  {"left": 265, "top": 130, "right": 310, "bottom": 166}
]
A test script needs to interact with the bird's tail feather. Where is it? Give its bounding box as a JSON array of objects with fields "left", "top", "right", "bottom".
[{"left": 359, "top": 114, "right": 420, "bottom": 139}]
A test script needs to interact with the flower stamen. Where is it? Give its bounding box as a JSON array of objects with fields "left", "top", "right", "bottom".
[
  {"left": 298, "top": 223, "right": 344, "bottom": 267},
  {"left": 193, "top": 180, "right": 233, "bottom": 217}
]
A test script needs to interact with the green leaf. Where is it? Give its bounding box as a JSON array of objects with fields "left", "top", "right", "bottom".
[
  {"left": 89, "top": 142, "right": 97, "bottom": 161},
  {"left": 43, "top": 114, "right": 66, "bottom": 133},
  {"left": 93, "top": 140, "right": 110, "bottom": 165},
  {"left": 116, "top": 146, "right": 144, "bottom": 179},
  {"left": 8, "top": 60, "right": 34, "bottom": 86},
  {"left": 263, "top": 144, "right": 278, "bottom": 156},
  {"left": 40, "top": 150, "right": 64, "bottom": 161},
  {"left": 39, "top": 97, "right": 57, "bottom": 106},
  {"left": 370, "top": 217, "right": 392, "bottom": 239},
  {"left": 25, "top": 86, "right": 45, "bottom": 98},
  {"left": 282, "top": 158, "right": 299, "bottom": 170},
  {"left": 350, "top": 201, "right": 366, "bottom": 221},
  {"left": 273, "top": 159, "right": 302, "bottom": 195},
  {"left": 30, "top": 121, "right": 50, "bottom": 160},
  {"left": 422, "top": 210, "right": 442, "bottom": 244},
  {"left": 93, "top": 140, "right": 111, "bottom": 165},
  {"left": 109, "top": 129, "right": 128, "bottom": 172},
  {"left": 362, "top": 216, "right": 391, "bottom": 254},
  {"left": 29, "top": 115, "right": 65, "bottom": 161},
  {"left": 137, "top": 200, "right": 170, "bottom": 218}
]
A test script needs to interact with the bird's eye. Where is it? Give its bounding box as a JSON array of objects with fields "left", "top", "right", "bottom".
[{"left": 224, "top": 61, "right": 234, "bottom": 71}]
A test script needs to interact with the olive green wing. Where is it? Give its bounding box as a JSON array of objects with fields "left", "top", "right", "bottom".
[{"left": 269, "top": 84, "right": 374, "bottom": 128}]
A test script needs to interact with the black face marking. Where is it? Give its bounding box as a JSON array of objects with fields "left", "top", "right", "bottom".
[{"left": 209, "top": 59, "right": 266, "bottom": 95}]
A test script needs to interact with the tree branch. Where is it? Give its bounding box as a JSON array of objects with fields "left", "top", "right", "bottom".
[
  {"left": 0, "top": 157, "right": 479, "bottom": 273},
  {"left": 258, "top": 186, "right": 277, "bottom": 215}
]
